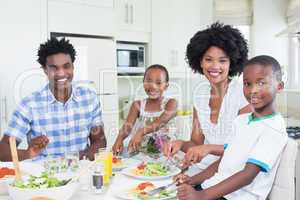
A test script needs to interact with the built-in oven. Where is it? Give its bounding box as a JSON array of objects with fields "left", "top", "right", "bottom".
[{"left": 117, "top": 43, "right": 145, "bottom": 75}]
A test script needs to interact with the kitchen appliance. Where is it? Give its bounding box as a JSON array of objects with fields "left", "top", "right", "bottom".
[
  {"left": 116, "top": 42, "right": 146, "bottom": 75},
  {"left": 287, "top": 126, "right": 300, "bottom": 140}
]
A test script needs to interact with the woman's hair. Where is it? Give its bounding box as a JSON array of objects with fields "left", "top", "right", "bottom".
[
  {"left": 186, "top": 22, "right": 248, "bottom": 77},
  {"left": 37, "top": 37, "right": 76, "bottom": 67},
  {"left": 245, "top": 55, "right": 282, "bottom": 81},
  {"left": 143, "top": 64, "right": 169, "bottom": 82}
]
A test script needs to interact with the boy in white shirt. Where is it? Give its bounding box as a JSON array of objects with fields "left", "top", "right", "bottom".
[{"left": 176, "top": 55, "right": 288, "bottom": 200}]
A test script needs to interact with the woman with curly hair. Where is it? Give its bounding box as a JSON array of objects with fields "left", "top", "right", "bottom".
[{"left": 164, "top": 22, "right": 251, "bottom": 169}]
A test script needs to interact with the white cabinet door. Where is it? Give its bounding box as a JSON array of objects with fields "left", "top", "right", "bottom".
[
  {"left": 0, "top": 0, "right": 48, "bottom": 134},
  {"left": 130, "top": 0, "right": 151, "bottom": 32},
  {"left": 48, "top": 0, "right": 115, "bottom": 37},
  {"left": 116, "top": 0, "right": 151, "bottom": 42},
  {"left": 98, "top": 94, "right": 119, "bottom": 147},
  {"left": 151, "top": 0, "right": 208, "bottom": 78}
]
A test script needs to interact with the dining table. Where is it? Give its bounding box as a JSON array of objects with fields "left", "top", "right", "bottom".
[{"left": 0, "top": 155, "right": 183, "bottom": 200}]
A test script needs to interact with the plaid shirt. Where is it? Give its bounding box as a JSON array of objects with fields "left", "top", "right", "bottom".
[{"left": 4, "top": 83, "right": 103, "bottom": 159}]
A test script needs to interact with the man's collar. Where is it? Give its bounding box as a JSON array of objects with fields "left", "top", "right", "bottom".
[{"left": 43, "top": 83, "right": 80, "bottom": 104}]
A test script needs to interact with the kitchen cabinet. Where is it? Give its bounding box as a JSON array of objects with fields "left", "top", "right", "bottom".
[
  {"left": 0, "top": 0, "right": 48, "bottom": 134},
  {"left": 48, "top": 0, "right": 115, "bottom": 37},
  {"left": 116, "top": 0, "right": 151, "bottom": 42},
  {"left": 151, "top": 0, "right": 204, "bottom": 78},
  {"left": 151, "top": 0, "right": 212, "bottom": 109},
  {"left": 98, "top": 94, "right": 119, "bottom": 147}
]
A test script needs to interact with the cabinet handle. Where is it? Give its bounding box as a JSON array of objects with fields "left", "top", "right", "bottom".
[
  {"left": 125, "top": 3, "right": 129, "bottom": 24},
  {"left": 4, "top": 97, "right": 7, "bottom": 123},
  {"left": 130, "top": 4, "right": 133, "bottom": 24}
]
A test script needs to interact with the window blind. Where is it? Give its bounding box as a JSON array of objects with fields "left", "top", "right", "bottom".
[{"left": 213, "top": 0, "right": 253, "bottom": 25}]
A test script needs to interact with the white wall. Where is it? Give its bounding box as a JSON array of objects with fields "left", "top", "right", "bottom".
[{"left": 251, "top": 0, "right": 288, "bottom": 65}]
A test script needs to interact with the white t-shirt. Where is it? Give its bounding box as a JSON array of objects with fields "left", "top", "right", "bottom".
[
  {"left": 202, "top": 113, "right": 288, "bottom": 200},
  {"left": 193, "top": 78, "right": 248, "bottom": 167}
]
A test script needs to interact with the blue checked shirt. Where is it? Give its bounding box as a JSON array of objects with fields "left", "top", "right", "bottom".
[{"left": 4, "top": 83, "right": 103, "bottom": 159}]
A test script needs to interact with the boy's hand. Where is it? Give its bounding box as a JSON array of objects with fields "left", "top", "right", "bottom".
[
  {"left": 163, "top": 140, "right": 183, "bottom": 158},
  {"left": 26, "top": 135, "right": 49, "bottom": 158},
  {"left": 174, "top": 173, "right": 193, "bottom": 185},
  {"left": 112, "top": 137, "right": 124, "bottom": 155},
  {"left": 128, "top": 131, "right": 144, "bottom": 153},
  {"left": 177, "top": 184, "right": 201, "bottom": 200},
  {"left": 184, "top": 145, "right": 210, "bottom": 166}
]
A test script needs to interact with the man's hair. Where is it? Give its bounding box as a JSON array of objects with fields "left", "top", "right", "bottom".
[
  {"left": 186, "top": 22, "right": 248, "bottom": 77},
  {"left": 37, "top": 37, "right": 76, "bottom": 67},
  {"left": 143, "top": 64, "right": 169, "bottom": 82},
  {"left": 244, "top": 55, "right": 282, "bottom": 81}
]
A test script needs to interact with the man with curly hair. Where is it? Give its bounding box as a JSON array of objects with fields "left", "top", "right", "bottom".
[
  {"left": 0, "top": 38, "right": 106, "bottom": 161},
  {"left": 164, "top": 22, "right": 251, "bottom": 168}
]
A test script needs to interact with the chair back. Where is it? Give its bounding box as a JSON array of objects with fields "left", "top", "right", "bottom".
[{"left": 268, "top": 138, "right": 298, "bottom": 200}]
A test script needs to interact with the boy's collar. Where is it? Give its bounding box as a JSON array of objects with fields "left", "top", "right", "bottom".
[{"left": 247, "top": 113, "right": 277, "bottom": 124}]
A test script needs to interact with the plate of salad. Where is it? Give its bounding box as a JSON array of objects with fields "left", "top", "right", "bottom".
[
  {"left": 115, "top": 181, "right": 176, "bottom": 200},
  {"left": 122, "top": 162, "right": 180, "bottom": 180}
]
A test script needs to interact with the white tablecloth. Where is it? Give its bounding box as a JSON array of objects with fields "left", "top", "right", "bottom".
[{"left": 0, "top": 172, "right": 177, "bottom": 200}]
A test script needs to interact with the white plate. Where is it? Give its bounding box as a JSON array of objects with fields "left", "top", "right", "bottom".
[
  {"left": 0, "top": 161, "right": 44, "bottom": 181},
  {"left": 121, "top": 165, "right": 181, "bottom": 180},
  {"left": 115, "top": 187, "right": 176, "bottom": 200},
  {"left": 113, "top": 158, "right": 142, "bottom": 172}
]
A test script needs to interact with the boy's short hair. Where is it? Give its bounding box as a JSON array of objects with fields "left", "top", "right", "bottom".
[
  {"left": 37, "top": 37, "right": 76, "bottom": 67},
  {"left": 143, "top": 64, "right": 169, "bottom": 82},
  {"left": 244, "top": 55, "right": 282, "bottom": 81}
]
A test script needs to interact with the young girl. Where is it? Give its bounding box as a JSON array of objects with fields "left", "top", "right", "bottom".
[{"left": 112, "top": 64, "right": 178, "bottom": 155}]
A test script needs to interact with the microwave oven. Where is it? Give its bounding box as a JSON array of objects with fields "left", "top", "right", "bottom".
[{"left": 117, "top": 43, "right": 145, "bottom": 74}]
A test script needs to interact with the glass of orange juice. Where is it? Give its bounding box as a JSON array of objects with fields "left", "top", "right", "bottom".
[{"left": 95, "top": 148, "right": 112, "bottom": 185}]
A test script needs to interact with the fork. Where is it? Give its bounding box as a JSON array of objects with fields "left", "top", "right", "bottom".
[{"left": 146, "top": 181, "right": 177, "bottom": 196}]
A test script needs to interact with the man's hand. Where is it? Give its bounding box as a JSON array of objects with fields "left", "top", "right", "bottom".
[
  {"left": 174, "top": 173, "right": 193, "bottom": 185},
  {"left": 128, "top": 130, "right": 144, "bottom": 153},
  {"left": 26, "top": 135, "right": 49, "bottom": 158},
  {"left": 177, "top": 184, "right": 203, "bottom": 200},
  {"left": 163, "top": 140, "right": 184, "bottom": 158}
]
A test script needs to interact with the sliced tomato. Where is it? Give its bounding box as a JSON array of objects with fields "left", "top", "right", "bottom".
[
  {"left": 137, "top": 163, "right": 145, "bottom": 170},
  {"left": 137, "top": 182, "right": 154, "bottom": 190},
  {"left": 0, "top": 167, "right": 15, "bottom": 178}
]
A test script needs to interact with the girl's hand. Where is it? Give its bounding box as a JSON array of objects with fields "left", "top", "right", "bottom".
[
  {"left": 174, "top": 174, "right": 193, "bottom": 185},
  {"left": 177, "top": 184, "right": 202, "bottom": 200},
  {"left": 184, "top": 145, "right": 210, "bottom": 166},
  {"left": 112, "top": 137, "right": 124, "bottom": 155},
  {"left": 163, "top": 140, "right": 184, "bottom": 158},
  {"left": 128, "top": 131, "right": 144, "bottom": 153}
]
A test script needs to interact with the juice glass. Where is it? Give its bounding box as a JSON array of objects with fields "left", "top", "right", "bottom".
[{"left": 95, "top": 148, "right": 112, "bottom": 185}]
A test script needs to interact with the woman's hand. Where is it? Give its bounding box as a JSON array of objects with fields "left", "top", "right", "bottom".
[
  {"left": 184, "top": 145, "right": 210, "bottom": 166},
  {"left": 128, "top": 130, "right": 144, "bottom": 153},
  {"left": 163, "top": 140, "right": 184, "bottom": 158},
  {"left": 112, "top": 136, "right": 124, "bottom": 155}
]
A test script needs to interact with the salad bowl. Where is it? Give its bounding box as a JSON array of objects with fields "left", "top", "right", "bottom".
[{"left": 7, "top": 172, "right": 79, "bottom": 200}]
